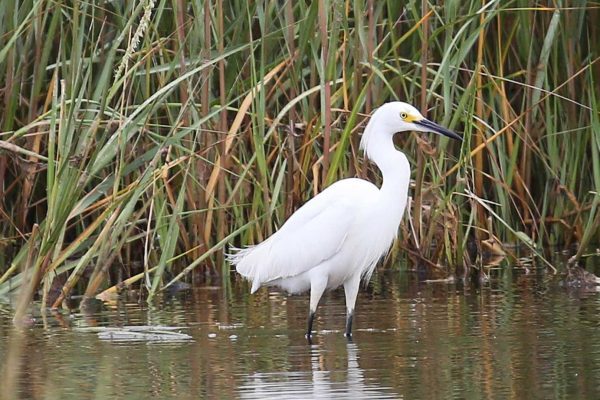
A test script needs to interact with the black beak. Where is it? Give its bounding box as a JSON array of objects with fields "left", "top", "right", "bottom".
[{"left": 414, "top": 119, "right": 462, "bottom": 141}]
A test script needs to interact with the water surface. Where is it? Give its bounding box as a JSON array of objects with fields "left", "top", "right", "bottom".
[{"left": 1, "top": 270, "right": 599, "bottom": 399}]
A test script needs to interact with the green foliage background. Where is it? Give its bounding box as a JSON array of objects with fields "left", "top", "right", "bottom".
[{"left": 0, "top": 1, "right": 598, "bottom": 305}]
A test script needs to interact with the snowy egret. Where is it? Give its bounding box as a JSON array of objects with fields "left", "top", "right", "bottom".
[{"left": 228, "top": 102, "right": 462, "bottom": 339}]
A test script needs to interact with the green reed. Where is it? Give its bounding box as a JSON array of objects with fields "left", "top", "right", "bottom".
[{"left": 0, "top": 1, "right": 598, "bottom": 311}]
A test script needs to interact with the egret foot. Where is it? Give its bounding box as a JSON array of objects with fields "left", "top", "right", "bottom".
[{"left": 305, "top": 333, "right": 313, "bottom": 345}]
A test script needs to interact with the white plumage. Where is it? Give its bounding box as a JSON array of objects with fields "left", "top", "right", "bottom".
[{"left": 228, "top": 101, "right": 461, "bottom": 339}]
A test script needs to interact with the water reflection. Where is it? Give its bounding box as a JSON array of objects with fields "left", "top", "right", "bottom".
[
  {"left": 239, "top": 342, "right": 396, "bottom": 399},
  {"left": 1, "top": 327, "right": 26, "bottom": 398},
  {"left": 0, "top": 270, "right": 599, "bottom": 399}
]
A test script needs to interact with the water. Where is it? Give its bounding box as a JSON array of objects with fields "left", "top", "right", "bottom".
[{"left": 1, "top": 270, "right": 600, "bottom": 399}]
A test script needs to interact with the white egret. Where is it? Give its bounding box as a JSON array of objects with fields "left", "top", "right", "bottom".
[{"left": 228, "top": 102, "right": 462, "bottom": 339}]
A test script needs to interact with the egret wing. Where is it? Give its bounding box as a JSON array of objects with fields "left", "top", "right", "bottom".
[{"left": 229, "top": 179, "right": 376, "bottom": 291}]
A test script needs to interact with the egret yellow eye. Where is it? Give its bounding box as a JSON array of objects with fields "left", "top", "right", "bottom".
[{"left": 400, "top": 112, "right": 408, "bottom": 120}]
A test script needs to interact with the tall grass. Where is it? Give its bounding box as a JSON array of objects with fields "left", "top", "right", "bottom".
[{"left": 0, "top": 1, "right": 598, "bottom": 311}]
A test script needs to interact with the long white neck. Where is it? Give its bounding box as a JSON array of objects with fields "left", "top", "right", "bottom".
[{"left": 361, "top": 113, "right": 411, "bottom": 208}]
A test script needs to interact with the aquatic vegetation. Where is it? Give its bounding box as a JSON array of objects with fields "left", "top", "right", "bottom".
[{"left": 0, "top": 1, "right": 598, "bottom": 310}]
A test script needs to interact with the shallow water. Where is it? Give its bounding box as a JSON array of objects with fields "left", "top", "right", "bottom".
[{"left": 1, "top": 270, "right": 599, "bottom": 399}]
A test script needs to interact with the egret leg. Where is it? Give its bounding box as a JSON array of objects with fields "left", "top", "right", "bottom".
[
  {"left": 343, "top": 274, "right": 361, "bottom": 339},
  {"left": 306, "top": 310, "right": 316, "bottom": 340},
  {"left": 306, "top": 276, "right": 328, "bottom": 339},
  {"left": 345, "top": 312, "right": 354, "bottom": 341}
]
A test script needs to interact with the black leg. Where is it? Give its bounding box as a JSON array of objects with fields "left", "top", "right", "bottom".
[
  {"left": 306, "top": 310, "right": 316, "bottom": 339},
  {"left": 344, "top": 311, "right": 353, "bottom": 339}
]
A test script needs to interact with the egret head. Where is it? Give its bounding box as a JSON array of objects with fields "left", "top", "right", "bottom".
[{"left": 360, "top": 102, "right": 462, "bottom": 158}]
